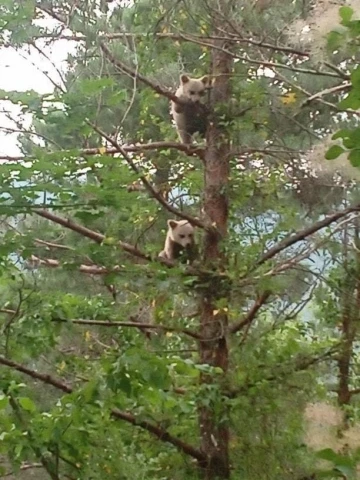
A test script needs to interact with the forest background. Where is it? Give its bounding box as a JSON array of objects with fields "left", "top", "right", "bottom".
[{"left": 1, "top": 0, "right": 360, "bottom": 479}]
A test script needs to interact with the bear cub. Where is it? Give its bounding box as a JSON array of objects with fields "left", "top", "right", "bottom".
[
  {"left": 159, "top": 219, "right": 196, "bottom": 262},
  {"left": 170, "top": 74, "right": 212, "bottom": 145}
]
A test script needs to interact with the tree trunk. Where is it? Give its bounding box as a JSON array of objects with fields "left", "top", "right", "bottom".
[
  {"left": 338, "top": 302, "right": 353, "bottom": 410},
  {"left": 198, "top": 38, "right": 232, "bottom": 480},
  {"left": 337, "top": 226, "right": 359, "bottom": 430}
]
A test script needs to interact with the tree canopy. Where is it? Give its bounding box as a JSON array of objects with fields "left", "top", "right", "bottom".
[{"left": 1, "top": 0, "right": 360, "bottom": 479}]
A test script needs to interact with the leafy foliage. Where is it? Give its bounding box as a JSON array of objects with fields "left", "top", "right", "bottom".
[{"left": 1, "top": 0, "right": 360, "bottom": 479}]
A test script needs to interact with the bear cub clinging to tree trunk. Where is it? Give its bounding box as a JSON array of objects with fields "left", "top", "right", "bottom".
[
  {"left": 159, "top": 219, "right": 196, "bottom": 262},
  {"left": 170, "top": 74, "right": 212, "bottom": 145}
]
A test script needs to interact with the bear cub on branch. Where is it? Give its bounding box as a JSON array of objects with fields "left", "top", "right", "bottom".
[
  {"left": 159, "top": 219, "right": 196, "bottom": 262},
  {"left": 170, "top": 74, "right": 212, "bottom": 145}
]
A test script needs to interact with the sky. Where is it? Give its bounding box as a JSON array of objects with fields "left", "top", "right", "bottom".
[{"left": 0, "top": 18, "right": 75, "bottom": 157}]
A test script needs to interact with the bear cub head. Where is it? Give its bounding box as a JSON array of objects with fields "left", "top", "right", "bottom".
[
  {"left": 178, "top": 75, "right": 211, "bottom": 104},
  {"left": 168, "top": 219, "right": 195, "bottom": 248}
]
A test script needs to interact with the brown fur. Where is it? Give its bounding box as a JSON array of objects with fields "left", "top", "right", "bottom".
[
  {"left": 170, "top": 75, "right": 212, "bottom": 144},
  {"left": 159, "top": 219, "right": 197, "bottom": 262}
]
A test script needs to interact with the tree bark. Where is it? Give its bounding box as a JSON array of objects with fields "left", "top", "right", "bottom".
[
  {"left": 198, "top": 38, "right": 232, "bottom": 480},
  {"left": 337, "top": 225, "right": 360, "bottom": 430},
  {"left": 338, "top": 292, "right": 353, "bottom": 410}
]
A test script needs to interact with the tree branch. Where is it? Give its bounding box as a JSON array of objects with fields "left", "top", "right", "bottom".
[
  {"left": 0, "top": 142, "right": 204, "bottom": 163},
  {"left": 228, "top": 348, "right": 338, "bottom": 398},
  {"left": 27, "top": 255, "right": 120, "bottom": 275},
  {"left": 52, "top": 318, "right": 201, "bottom": 340},
  {"left": 31, "top": 31, "right": 310, "bottom": 57},
  {"left": 29, "top": 30, "right": 330, "bottom": 62},
  {"left": 88, "top": 122, "right": 207, "bottom": 229},
  {"left": 0, "top": 355, "right": 205, "bottom": 463},
  {"left": 100, "top": 42, "right": 181, "bottom": 103},
  {"left": 229, "top": 291, "right": 271, "bottom": 334},
  {"left": 34, "top": 238, "right": 74, "bottom": 250},
  {"left": 30, "top": 211, "right": 202, "bottom": 271},
  {"left": 299, "top": 82, "right": 351, "bottom": 108},
  {"left": 256, "top": 205, "right": 360, "bottom": 267},
  {"left": 173, "top": 35, "right": 344, "bottom": 79},
  {"left": 0, "top": 144, "right": 294, "bottom": 164},
  {"left": 110, "top": 408, "right": 205, "bottom": 462},
  {"left": 0, "top": 308, "right": 201, "bottom": 340},
  {"left": 34, "top": 209, "right": 153, "bottom": 262},
  {"left": 0, "top": 355, "right": 73, "bottom": 393},
  {"left": 0, "top": 308, "right": 17, "bottom": 315},
  {"left": 0, "top": 464, "right": 43, "bottom": 478},
  {"left": 349, "top": 388, "right": 360, "bottom": 396}
]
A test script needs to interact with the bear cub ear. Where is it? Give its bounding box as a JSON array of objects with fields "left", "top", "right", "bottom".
[
  {"left": 180, "top": 74, "right": 190, "bottom": 84},
  {"left": 168, "top": 219, "right": 179, "bottom": 229},
  {"left": 200, "top": 75, "right": 210, "bottom": 85}
]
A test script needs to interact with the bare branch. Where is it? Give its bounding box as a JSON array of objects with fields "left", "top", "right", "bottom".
[
  {"left": 52, "top": 317, "right": 201, "bottom": 340},
  {"left": 0, "top": 355, "right": 73, "bottom": 393},
  {"left": 0, "top": 308, "right": 200, "bottom": 339},
  {"left": 173, "top": 35, "right": 344, "bottom": 79},
  {"left": 33, "top": 210, "right": 193, "bottom": 268},
  {"left": 0, "top": 308, "right": 17, "bottom": 315},
  {"left": 260, "top": 55, "right": 356, "bottom": 117},
  {"left": 271, "top": 107, "right": 320, "bottom": 140},
  {"left": 100, "top": 42, "right": 181, "bottom": 103},
  {"left": 349, "top": 388, "right": 360, "bottom": 397},
  {"left": 30, "top": 31, "right": 307, "bottom": 55},
  {"left": 229, "top": 291, "right": 271, "bottom": 334},
  {"left": 28, "top": 30, "right": 320, "bottom": 60},
  {"left": 34, "top": 209, "right": 152, "bottom": 262},
  {"left": 29, "top": 40, "right": 67, "bottom": 92},
  {"left": 260, "top": 216, "right": 356, "bottom": 279},
  {"left": 256, "top": 205, "right": 360, "bottom": 268},
  {"left": 0, "top": 126, "right": 62, "bottom": 150},
  {"left": 34, "top": 238, "right": 74, "bottom": 250},
  {"left": 215, "top": 29, "right": 310, "bottom": 57},
  {"left": 8, "top": 44, "right": 63, "bottom": 93},
  {"left": 27, "top": 255, "right": 119, "bottom": 275},
  {"left": 299, "top": 82, "right": 351, "bottom": 108},
  {"left": 111, "top": 408, "right": 205, "bottom": 462},
  {"left": 324, "top": 61, "right": 350, "bottom": 80},
  {"left": 0, "top": 464, "right": 43, "bottom": 478}
]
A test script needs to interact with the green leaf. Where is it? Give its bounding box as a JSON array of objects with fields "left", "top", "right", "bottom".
[
  {"left": 339, "top": 6, "right": 354, "bottom": 24},
  {"left": 343, "top": 137, "right": 356, "bottom": 149},
  {"left": 18, "top": 397, "right": 36, "bottom": 412},
  {"left": 348, "top": 149, "right": 360, "bottom": 167},
  {"left": 316, "top": 448, "right": 339, "bottom": 462},
  {"left": 78, "top": 77, "right": 115, "bottom": 95},
  {"left": 0, "top": 394, "right": 9, "bottom": 410},
  {"left": 116, "top": 374, "right": 132, "bottom": 396},
  {"left": 339, "top": 90, "right": 360, "bottom": 109},
  {"left": 327, "top": 31, "right": 344, "bottom": 51},
  {"left": 325, "top": 145, "right": 344, "bottom": 160},
  {"left": 332, "top": 129, "right": 351, "bottom": 140},
  {"left": 348, "top": 127, "right": 360, "bottom": 145},
  {"left": 336, "top": 465, "right": 355, "bottom": 476}
]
